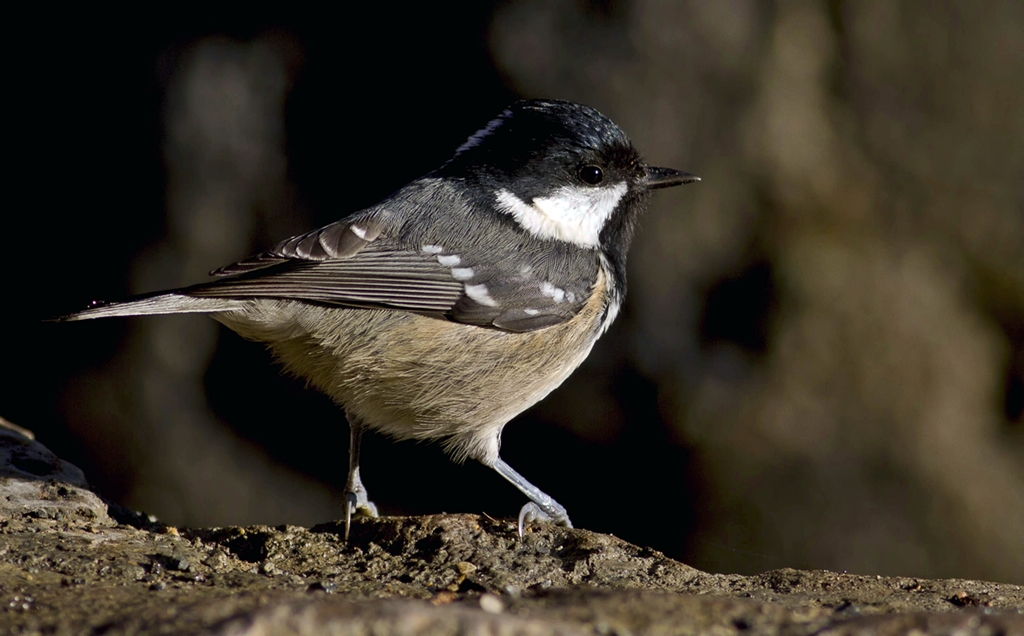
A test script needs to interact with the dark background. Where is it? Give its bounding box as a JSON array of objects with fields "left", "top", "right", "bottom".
[{"left": 3, "top": 2, "right": 1023, "bottom": 583}]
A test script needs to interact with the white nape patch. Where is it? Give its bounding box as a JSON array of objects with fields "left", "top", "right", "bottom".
[
  {"left": 421, "top": 244, "right": 444, "bottom": 254},
  {"left": 451, "top": 267, "right": 475, "bottom": 280},
  {"left": 464, "top": 283, "right": 498, "bottom": 307},
  {"left": 540, "top": 281, "right": 566, "bottom": 303},
  {"left": 495, "top": 182, "right": 628, "bottom": 247},
  {"left": 524, "top": 308, "right": 540, "bottom": 316},
  {"left": 453, "top": 114, "right": 507, "bottom": 156},
  {"left": 350, "top": 225, "right": 368, "bottom": 240},
  {"left": 437, "top": 254, "right": 461, "bottom": 267}
]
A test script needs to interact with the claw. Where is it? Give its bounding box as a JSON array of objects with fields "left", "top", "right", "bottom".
[
  {"left": 517, "top": 503, "right": 543, "bottom": 538},
  {"left": 489, "top": 457, "right": 572, "bottom": 538},
  {"left": 344, "top": 492, "right": 357, "bottom": 542},
  {"left": 517, "top": 502, "right": 572, "bottom": 538},
  {"left": 343, "top": 491, "right": 379, "bottom": 541},
  {"left": 343, "top": 419, "right": 378, "bottom": 542}
]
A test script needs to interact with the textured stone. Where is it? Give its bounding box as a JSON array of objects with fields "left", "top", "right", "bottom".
[{"left": 1, "top": 425, "right": 1021, "bottom": 635}]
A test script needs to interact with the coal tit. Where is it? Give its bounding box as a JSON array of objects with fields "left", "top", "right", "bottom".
[{"left": 59, "top": 100, "right": 698, "bottom": 538}]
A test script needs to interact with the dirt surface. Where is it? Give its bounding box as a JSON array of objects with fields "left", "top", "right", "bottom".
[{"left": 1, "top": 422, "right": 1022, "bottom": 635}]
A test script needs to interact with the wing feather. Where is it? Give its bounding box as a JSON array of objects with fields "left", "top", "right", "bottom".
[
  {"left": 193, "top": 187, "right": 603, "bottom": 332},
  {"left": 191, "top": 255, "right": 464, "bottom": 314}
]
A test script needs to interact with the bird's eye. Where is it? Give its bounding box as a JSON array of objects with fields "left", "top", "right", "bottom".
[{"left": 578, "top": 165, "right": 604, "bottom": 185}]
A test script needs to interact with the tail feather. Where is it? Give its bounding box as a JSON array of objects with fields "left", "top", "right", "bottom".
[{"left": 54, "top": 293, "right": 248, "bottom": 322}]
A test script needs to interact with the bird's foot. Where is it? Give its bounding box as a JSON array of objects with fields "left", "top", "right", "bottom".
[
  {"left": 517, "top": 501, "right": 572, "bottom": 538},
  {"left": 344, "top": 490, "right": 379, "bottom": 541}
]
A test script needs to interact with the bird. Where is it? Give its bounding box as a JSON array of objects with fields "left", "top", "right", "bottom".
[{"left": 57, "top": 99, "right": 698, "bottom": 539}]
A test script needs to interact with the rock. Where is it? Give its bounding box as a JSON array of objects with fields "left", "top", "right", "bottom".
[
  {"left": 0, "top": 417, "right": 113, "bottom": 526},
  {"left": 0, "top": 420, "right": 1021, "bottom": 635}
]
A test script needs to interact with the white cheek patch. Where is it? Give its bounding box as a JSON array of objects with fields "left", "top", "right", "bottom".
[{"left": 495, "top": 182, "right": 628, "bottom": 247}]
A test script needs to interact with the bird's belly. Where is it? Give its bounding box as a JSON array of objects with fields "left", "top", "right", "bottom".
[
  {"left": 341, "top": 309, "right": 598, "bottom": 450},
  {"left": 218, "top": 276, "right": 609, "bottom": 463}
]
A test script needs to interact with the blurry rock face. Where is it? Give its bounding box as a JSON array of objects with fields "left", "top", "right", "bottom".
[{"left": 491, "top": 0, "right": 1024, "bottom": 581}]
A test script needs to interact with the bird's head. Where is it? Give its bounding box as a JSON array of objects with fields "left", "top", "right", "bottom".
[{"left": 437, "top": 99, "right": 698, "bottom": 254}]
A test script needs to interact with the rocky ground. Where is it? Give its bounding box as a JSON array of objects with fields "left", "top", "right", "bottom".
[{"left": 1, "top": 419, "right": 1021, "bottom": 635}]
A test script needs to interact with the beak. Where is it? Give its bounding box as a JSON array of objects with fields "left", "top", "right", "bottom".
[{"left": 643, "top": 166, "right": 700, "bottom": 190}]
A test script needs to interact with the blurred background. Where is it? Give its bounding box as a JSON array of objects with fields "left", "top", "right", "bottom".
[{"left": 3, "top": 1, "right": 1022, "bottom": 583}]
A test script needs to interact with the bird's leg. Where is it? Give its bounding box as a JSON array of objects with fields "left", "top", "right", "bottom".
[
  {"left": 488, "top": 457, "right": 572, "bottom": 537},
  {"left": 344, "top": 416, "right": 378, "bottom": 541}
]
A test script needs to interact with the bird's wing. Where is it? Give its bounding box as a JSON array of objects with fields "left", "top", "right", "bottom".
[{"left": 187, "top": 210, "right": 600, "bottom": 333}]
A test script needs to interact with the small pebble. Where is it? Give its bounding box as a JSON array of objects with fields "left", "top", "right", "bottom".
[{"left": 479, "top": 594, "right": 504, "bottom": 614}]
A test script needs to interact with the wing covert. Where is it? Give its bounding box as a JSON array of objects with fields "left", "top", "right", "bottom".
[{"left": 189, "top": 193, "right": 602, "bottom": 332}]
